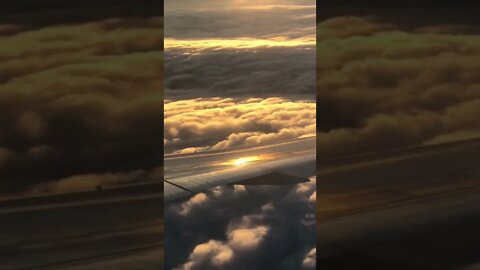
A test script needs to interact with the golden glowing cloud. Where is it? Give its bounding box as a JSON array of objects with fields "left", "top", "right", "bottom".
[
  {"left": 164, "top": 97, "right": 316, "bottom": 154},
  {"left": 165, "top": 37, "right": 315, "bottom": 50}
]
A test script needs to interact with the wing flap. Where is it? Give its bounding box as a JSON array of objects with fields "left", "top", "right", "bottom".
[{"left": 228, "top": 172, "right": 309, "bottom": 185}]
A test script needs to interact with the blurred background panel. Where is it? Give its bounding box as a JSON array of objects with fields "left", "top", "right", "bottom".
[
  {"left": 0, "top": 1, "right": 164, "bottom": 269},
  {"left": 317, "top": 1, "right": 480, "bottom": 269}
]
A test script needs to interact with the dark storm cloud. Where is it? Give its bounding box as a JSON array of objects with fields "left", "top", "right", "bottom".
[
  {"left": 0, "top": 18, "right": 163, "bottom": 194},
  {"left": 165, "top": 178, "right": 316, "bottom": 270},
  {"left": 316, "top": 16, "right": 480, "bottom": 159}
]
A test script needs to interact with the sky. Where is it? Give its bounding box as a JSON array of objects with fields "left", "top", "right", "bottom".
[
  {"left": 0, "top": 1, "right": 163, "bottom": 194},
  {"left": 316, "top": 1, "right": 480, "bottom": 160},
  {"left": 164, "top": 1, "right": 316, "bottom": 270}
]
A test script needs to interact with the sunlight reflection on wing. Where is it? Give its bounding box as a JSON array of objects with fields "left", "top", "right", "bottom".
[{"left": 221, "top": 156, "right": 262, "bottom": 167}]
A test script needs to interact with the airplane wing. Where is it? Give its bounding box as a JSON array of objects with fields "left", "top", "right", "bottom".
[
  {"left": 163, "top": 136, "right": 316, "bottom": 203},
  {"left": 317, "top": 138, "right": 480, "bottom": 269}
]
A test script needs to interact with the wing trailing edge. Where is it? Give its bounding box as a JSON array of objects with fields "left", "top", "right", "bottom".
[{"left": 227, "top": 171, "right": 309, "bottom": 185}]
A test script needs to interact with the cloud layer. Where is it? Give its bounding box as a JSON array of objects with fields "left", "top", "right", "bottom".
[
  {"left": 165, "top": 97, "right": 315, "bottom": 154},
  {"left": 165, "top": 46, "right": 314, "bottom": 100},
  {"left": 165, "top": 3, "right": 314, "bottom": 40},
  {"left": 164, "top": 2, "right": 315, "bottom": 101}
]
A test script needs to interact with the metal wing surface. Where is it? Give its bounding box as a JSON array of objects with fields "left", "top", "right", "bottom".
[{"left": 164, "top": 136, "right": 316, "bottom": 202}]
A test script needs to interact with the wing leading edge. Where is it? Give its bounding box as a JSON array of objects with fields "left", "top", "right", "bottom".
[{"left": 164, "top": 152, "right": 315, "bottom": 203}]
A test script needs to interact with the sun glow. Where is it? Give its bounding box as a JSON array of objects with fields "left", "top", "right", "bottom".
[
  {"left": 165, "top": 37, "right": 315, "bottom": 50},
  {"left": 222, "top": 156, "right": 262, "bottom": 167}
]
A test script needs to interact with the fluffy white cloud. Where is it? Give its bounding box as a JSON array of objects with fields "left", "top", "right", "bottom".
[
  {"left": 179, "top": 193, "right": 209, "bottom": 216},
  {"left": 178, "top": 240, "right": 234, "bottom": 270},
  {"left": 227, "top": 226, "right": 269, "bottom": 250},
  {"left": 302, "top": 247, "right": 316, "bottom": 269},
  {"left": 296, "top": 176, "right": 316, "bottom": 200},
  {"left": 166, "top": 183, "right": 316, "bottom": 269},
  {"left": 211, "top": 186, "right": 224, "bottom": 197},
  {"left": 176, "top": 214, "right": 270, "bottom": 270},
  {"left": 261, "top": 202, "right": 275, "bottom": 212},
  {"left": 233, "top": 185, "right": 246, "bottom": 194}
]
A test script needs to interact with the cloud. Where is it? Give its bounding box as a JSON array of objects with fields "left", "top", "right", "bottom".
[
  {"left": 179, "top": 193, "right": 209, "bottom": 216},
  {"left": 165, "top": 97, "right": 315, "bottom": 153},
  {"left": 233, "top": 185, "right": 246, "bottom": 194},
  {"left": 302, "top": 248, "right": 316, "bottom": 269},
  {"left": 316, "top": 16, "right": 480, "bottom": 158},
  {"left": 227, "top": 226, "right": 269, "bottom": 250},
  {"left": 176, "top": 215, "right": 270, "bottom": 270},
  {"left": 227, "top": 215, "right": 270, "bottom": 251},
  {"left": 211, "top": 186, "right": 224, "bottom": 198},
  {"left": 178, "top": 240, "right": 234, "bottom": 270},
  {"left": 296, "top": 176, "right": 316, "bottom": 197},
  {"left": 261, "top": 202, "right": 275, "bottom": 212},
  {"left": 165, "top": 45, "right": 315, "bottom": 100}
]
